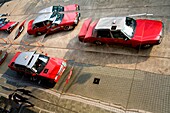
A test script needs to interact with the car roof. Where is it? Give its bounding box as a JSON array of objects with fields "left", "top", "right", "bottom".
[
  {"left": 38, "top": 5, "right": 64, "bottom": 14},
  {"left": 33, "top": 12, "right": 63, "bottom": 25},
  {"left": 14, "top": 51, "right": 39, "bottom": 67},
  {"left": 38, "top": 6, "right": 53, "bottom": 13},
  {"left": 33, "top": 13, "right": 54, "bottom": 24},
  {"left": 95, "top": 17, "right": 126, "bottom": 31}
]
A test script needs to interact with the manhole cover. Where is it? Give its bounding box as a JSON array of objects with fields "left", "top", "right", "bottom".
[{"left": 93, "top": 78, "right": 100, "bottom": 84}]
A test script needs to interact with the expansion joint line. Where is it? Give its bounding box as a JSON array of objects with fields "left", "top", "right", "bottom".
[{"left": 125, "top": 13, "right": 147, "bottom": 110}]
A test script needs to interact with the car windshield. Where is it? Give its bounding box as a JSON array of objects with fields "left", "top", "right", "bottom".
[
  {"left": 0, "top": 18, "right": 8, "bottom": 28},
  {"left": 0, "top": 18, "right": 6, "bottom": 23},
  {"left": 55, "top": 13, "right": 64, "bottom": 21},
  {"left": 50, "top": 11, "right": 58, "bottom": 18},
  {"left": 121, "top": 17, "right": 136, "bottom": 39},
  {"left": 50, "top": 11, "right": 63, "bottom": 21},
  {"left": 31, "top": 55, "right": 49, "bottom": 74},
  {"left": 52, "top": 6, "right": 64, "bottom": 12}
]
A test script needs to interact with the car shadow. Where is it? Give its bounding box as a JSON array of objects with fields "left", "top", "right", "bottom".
[
  {"left": 42, "top": 29, "right": 76, "bottom": 43},
  {"left": 64, "top": 35, "right": 153, "bottom": 65},
  {"left": 2, "top": 68, "right": 56, "bottom": 89}
]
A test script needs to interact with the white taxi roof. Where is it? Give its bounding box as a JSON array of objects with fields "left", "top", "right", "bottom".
[
  {"left": 38, "top": 6, "right": 53, "bottom": 13},
  {"left": 95, "top": 17, "right": 126, "bottom": 30},
  {"left": 33, "top": 13, "right": 54, "bottom": 24}
]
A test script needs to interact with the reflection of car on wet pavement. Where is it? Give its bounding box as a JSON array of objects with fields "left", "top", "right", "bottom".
[
  {"left": 0, "top": 18, "right": 19, "bottom": 33},
  {"left": 78, "top": 17, "right": 164, "bottom": 49},
  {"left": 8, "top": 51, "right": 67, "bottom": 83},
  {"left": 38, "top": 4, "right": 80, "bottom": 13},
  {"left": 27, "top": 10, "right": 80, "bottom": 36},
  {"left": 0, "top": 50, "right": 8, "bottom": 65}
]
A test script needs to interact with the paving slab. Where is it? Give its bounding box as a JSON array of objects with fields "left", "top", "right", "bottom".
[
  {"left": 0, "top": 0, "right": 170, "bottom": 113},
  {"left": 127, "top": 70, "right": 170, "bottom": 113},
  {"left": 0, "top": 0, "right": 20, "bottom": 14},
  {"left": 38, "top": 47, "right": 138, "bottom": 70},
  {"left": 147, "top": 5, "right": 170, "bottom": 17},
  {"left": 58, "top": 98, "right": 116, "bottom": 113},
  {"left": 136, "top": 56, "right": 170, "bottom": 75},
  {"left": 10, "top": 0, "right": 40, "bottom": 15},
  {"left": 66, "top": 64, "right": 134, "bottom": 108},
  {"left": 148, "top": 0, "right": 170, "bottom": 6}
]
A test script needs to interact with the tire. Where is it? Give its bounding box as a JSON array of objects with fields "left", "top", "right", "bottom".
[
  {"left": 74, "top": 19, "right": 79, "bottom": 26},
  {"left": 30, "top": 76, "right": 38, "bottom": 81},
  {"left": 141, "top": 44, "right": 152, "bottom": 49},
  {"left": 64, "top": 26, "right": 74, "bottom": 31},
  {"left": 5, "top": 30, "right": 11, "bottom": 34},
  {"left": 48, "top": 80, "right": 56, "bottom": 87},
  {"left": 76, "top": 5, "right": 80, "bottom": 10},
  {"left": 94, "top": 41, "right": 103, "bottom": 45},
  {"left": 158, "top": 36, "right": 163, "bottom": 44}
]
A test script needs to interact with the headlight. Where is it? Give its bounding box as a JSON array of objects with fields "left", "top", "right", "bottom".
[
  {"left": 57, "top": 61, "right": 67, "bottom": 75},
  {"left": 62, "top": 61, "right": 67, "bottom": 67},
  {"left": 74, "top": 19, "right": 78, "bottom": 24}
]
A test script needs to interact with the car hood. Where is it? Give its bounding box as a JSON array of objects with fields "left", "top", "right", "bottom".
[
  {"left": 64, "top": 4, "right": 78, "bottom": 11},
  {"left": 60, "top": 12, "right": 78, "bottom": 24},
  {"left": 27, "top": 20, "right": 34, "bottom": 34},
  {"left": 132, "top": 19, "right": 163, "bottom": 41},
  {"left": 39, "top": 57, "right": 64, "bottom": 79},
  {"left": 0, "top": 21, "right": 16, "bottom": 30}
]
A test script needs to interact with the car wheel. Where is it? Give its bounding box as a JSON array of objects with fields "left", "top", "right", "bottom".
[
  {"left": 30, "top": 76, "right": 38, "bottom": 81},
  {"left": 74, "top": 20, "right": 79, "bottom": 26},
  {"left": 5, "top": 30, "right": 11, "bottom": 34},
  {"left": 36, "top": 32, "right": 42, "bottom": 36},
  {"left": 158, "top": 36, "right": 163, "bottom": 44},
  {"left": 64, "top": 26, "right": 74, "bottom": 31},
  {"left": 49, "top": 80, "right": 56, "bottom": 84},
  {"left": 141, "top": 44, "right": 152, "bottom": 49},
  {"left": 94, "top": 41, "right": 103, "bottom": 45},
  {"left": 76, "top": 5, "right": 80, "bottom": 10}
]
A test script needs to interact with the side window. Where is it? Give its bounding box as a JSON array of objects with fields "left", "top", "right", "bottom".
[
  {"left": 97, "top": 30, "right": 111, "bottom": 38},
  {"left": 15, "top": 64, "right": 26, "bottom": 71},
  {"left": 111, "top": 31, "right": 121, "bottom": 38},
  {"left": 51, "top": 23, "right": 57, "bottom": 28},
  {"left": 25, "top": 68, "right": 33, "bottom": 73},
  {"left": 34, "top": 22, "right": 44, "bottom": 28},
  {"left": 44, "top": 21, "right": 51, "bottom": 26},
  {"left": 111, "top": 30, "right": 127, "bottom": 39}
]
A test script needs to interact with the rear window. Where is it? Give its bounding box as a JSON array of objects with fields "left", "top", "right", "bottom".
[
  {"left": 34, "top": 22, "right": 44, "bottom": 27},
  {"left": 97, "top": 30, "right": 111, "bottom": 38}
]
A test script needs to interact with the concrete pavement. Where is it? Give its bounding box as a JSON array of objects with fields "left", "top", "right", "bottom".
[{"left": 0, "top": 0, "right": 170, "bottom": 113}]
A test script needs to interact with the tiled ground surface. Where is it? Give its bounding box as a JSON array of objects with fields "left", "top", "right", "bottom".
[{"left": 0, "top": 0, "right": 170, "bottom": 113}]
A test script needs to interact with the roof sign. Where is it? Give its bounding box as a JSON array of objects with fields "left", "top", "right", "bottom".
[{"left": 24, "top": 56, "right": 28, "bottom": 60}]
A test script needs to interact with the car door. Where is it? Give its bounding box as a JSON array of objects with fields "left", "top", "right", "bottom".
[
  {"left": 96, "top": 30, "right": 114, "bottom": 44},
  {"left": 111, "top": 30, "right": 131, "bottom": 45},
  {"left": 15, "top": 64, "right": 31, "bottom": 75},
  {"left": 34, "top": 21, "right": 48, "bottom": 34},
  {"left": 25, "top": 67, "right": 35, "bottom": 75},
  {"left": 48, "top": 23, "right": 61, "bottom": 33}
]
